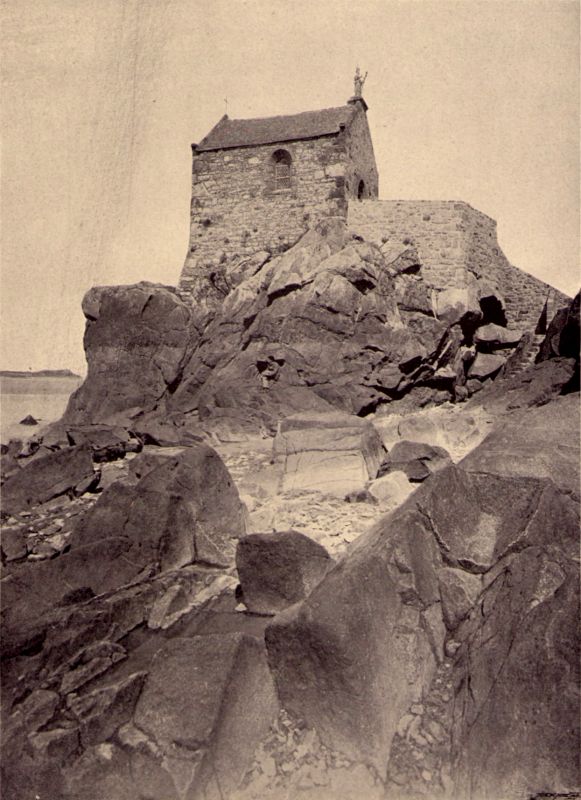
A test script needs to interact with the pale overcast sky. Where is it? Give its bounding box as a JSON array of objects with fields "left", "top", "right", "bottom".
[{"left": 1, "top": 0, "right": 579, "bottom": 373}]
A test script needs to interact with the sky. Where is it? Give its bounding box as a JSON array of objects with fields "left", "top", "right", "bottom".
[{"left": 1, "top": 0, "right": 579, "bottom": 374}]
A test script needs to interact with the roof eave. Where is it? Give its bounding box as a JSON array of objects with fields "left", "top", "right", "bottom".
[{"left": 195, "top": 129, "right": 344, "bottom": 154}]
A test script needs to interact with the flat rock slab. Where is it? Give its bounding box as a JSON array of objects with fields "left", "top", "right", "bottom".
[
  {"left": 65, "top": 424, "right": 141, "bottom": 462},
  {"left": 273, "top": 411, "right": 385, "bottom": 496},
  {"left": 236, "top": 531, "right": 334, "bottom": 615},
  {"left": 133, "top": 632, "right": 278, "bottom": 800},
  {"left": 467, "top": 352, "right": 507, "bottom": 380},
  {"left": 1, "top": 444, "right": 94, "bottom": 514},
  {"left": 474, "top": 323, "right": 523, "bottom": 348}
]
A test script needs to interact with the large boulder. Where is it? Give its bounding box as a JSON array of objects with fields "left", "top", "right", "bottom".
[
  {"left": 451, "top": 543, "right": 579, "bottom": 800},
  {"left": 132, "top": 633, "right": 278, "bottom": 800},
  {"left": 61, "top": 283, "right": 194, "bottom": 425},
  {"left": 467, "top": 351, "right": 507, "bottom": 380},
  {"left": 265, "top": 493, "right": 445, "bottom": 774},
  {"left": 461, "top": 393, "right": 579, "bottom": 497},
  {"left": 1, "top": 444, "right": 95, "bottom": 514},
  {"left": 265, "top": 397, "right": 579, "bottom": 788},
  {"left": 71, "top": 444, "right": 246, "bottom": 569},
  {"left": 367, "top": 471, "right": 415, "bottom": 510},
  {"left": 432, "top": 285, "right": 482, "bottom": 326},
  {"left": 474, "top": 322, "right": 523, "bottom": 348},
  {"left": 236, "top": 531, "right": 334, "bottom": 615},
  {"left": 2, "top": 444, "right": 246, "bottom": 638},
  {"left": 272, "top": 411, "right": 384, "bottom": 496},
  {"left": 537, "top": 290, "right": 579, "bottom": 362}
]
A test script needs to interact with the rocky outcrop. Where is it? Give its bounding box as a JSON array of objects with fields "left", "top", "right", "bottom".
[
  {"left": 2, "top": 443, "right": 246, "bottom": 640},
  {"left": 70, "top": 444, "right": 246, "bottom": 569},
  {"left": 236, "top": 531, "right": 334, "bottom": 615},
  {"left": 132, "top": 633, "right": 278, "bottom": 800},
  {"left": 61, "top": 283, "right": 194, "bottom": 425},
  {"left": 537, "top": 290, "right": 580, "bottom": 362},
  {"left": 265, "top": 394, "right": 579, "bottom": 797},
  {"left": 46, "top": 220, "right": 545, "bottom": 440},
  {"left": 167, "top": 218, "right": 514, "bottom": 432},
  {"left": 0, "top": 441, "right": 274, "bottom": 800},
  {"left": 65, "top": 424, "right": 142, "bottom": 462}
]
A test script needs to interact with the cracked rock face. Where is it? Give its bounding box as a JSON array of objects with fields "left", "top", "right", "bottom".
[
  {"left": 264, "top": 393, "right": 580, "bottom": 795},
  {"left": 61, "top": 282, "right": 195, "bottom": 425},
  {"left": 167, "top": 218, "right": 491, "bottom": 433}
]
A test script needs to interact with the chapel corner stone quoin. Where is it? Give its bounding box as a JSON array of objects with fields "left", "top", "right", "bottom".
[{"left": 177, "top": 82, "right": 568, "bottom": 329}]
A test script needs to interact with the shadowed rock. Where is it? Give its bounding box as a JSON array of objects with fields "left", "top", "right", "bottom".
[
  {"left": 265, "top": 398, "right": 579, "bottom": 790},
  {"left": 236, "top": 531, "right": 334, "bottom": 615},
  {"left": 132, "top": 633, "right": 278, "bottom": 800},
  {"left": 1, "top": 444, "right": 94, "bottom": 514},
  {"left": 378, "top": 439, "right": 452, "bottom": 482},
  {"left": 61, "top": 283, "right": 194, "bottom": 425}
]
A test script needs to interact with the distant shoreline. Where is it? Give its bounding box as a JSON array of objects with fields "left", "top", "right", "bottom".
[{"left": 0, "top": 369, "right": 81, "bottom": 379}]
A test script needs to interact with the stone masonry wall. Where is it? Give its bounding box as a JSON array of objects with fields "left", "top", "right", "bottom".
[
  {"left": 179, "top": 136, "right": 348, "bottom": 299},
  {"left": 348, "top": 200, "right": 568, "bottom": 329},
  {"left": 178, "top": 106, "right": 379, "bottom": 301},
  {"left": 344, "top": 107, "right": 379, "bottom": 200}
]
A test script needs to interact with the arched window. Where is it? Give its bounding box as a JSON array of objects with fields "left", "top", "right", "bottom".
[
  {"left": 357, "top": 179, "right": 366, "bottom": 200},
  {"left": 272, "top": 149, "right": 292, "bottom": 190}
]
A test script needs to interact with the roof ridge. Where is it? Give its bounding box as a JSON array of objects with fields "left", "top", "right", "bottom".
[
  {"left": 196, "top": 104, "right": 358, "bottom": 152},
  {"left": 225, "top": 104, "right": 353, "bottom": 123}
]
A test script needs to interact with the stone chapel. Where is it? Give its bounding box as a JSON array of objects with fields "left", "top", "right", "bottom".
[{"left": 179, "top": 86, "right": 378, "bottom": 299}]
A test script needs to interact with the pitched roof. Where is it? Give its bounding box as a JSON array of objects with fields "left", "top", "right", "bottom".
[{"left": 195, "top": 105, "right": 357, "bottom": 152}]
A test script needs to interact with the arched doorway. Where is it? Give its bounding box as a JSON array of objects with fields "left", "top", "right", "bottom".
[{"left": 357, "top": 179, "right": 366, "bottom": 200}]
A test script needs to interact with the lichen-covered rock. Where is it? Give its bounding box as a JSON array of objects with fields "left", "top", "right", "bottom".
[{"left": 236, "top": 531, "right": 334, "bottom": 615}]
